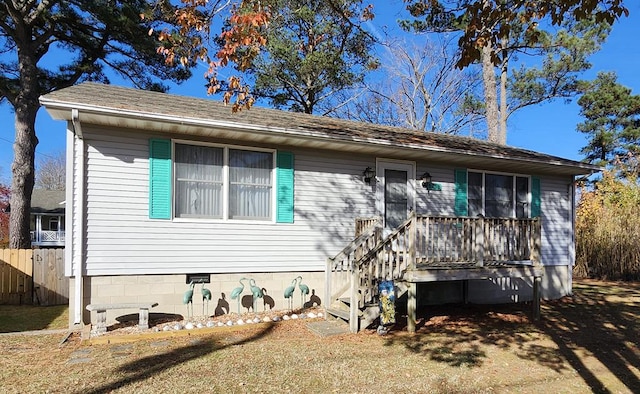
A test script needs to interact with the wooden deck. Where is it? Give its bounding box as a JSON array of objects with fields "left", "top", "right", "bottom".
[
  {"left": 326, "top": 215, "right": 543, "bottom": 333},
  {"left": 407, "top": 260, "right": 541, "bottom": 281}
]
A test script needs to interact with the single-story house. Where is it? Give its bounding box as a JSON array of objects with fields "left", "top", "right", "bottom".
[
  {"left": 40, "top": 83, "right": 598, "bottom": 332},
  {"left": 5, "top": 189, "right": 65, "bottom": 247},
  {"left": 30, "top": 189, "right": 66, "bottom": 248}
]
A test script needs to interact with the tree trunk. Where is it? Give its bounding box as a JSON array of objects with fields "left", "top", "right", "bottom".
[
  {"left": 9, "top": 45, "right": 40, "bottom": 249},
  {"left": 9, "top": 102, "right": 38, "bottom": 249},
  {"left": 481, "top": 43, "right": 500, "bottom": 144},
  {"left": 499, "top": 46, "right": 508, "bottom": 145}
]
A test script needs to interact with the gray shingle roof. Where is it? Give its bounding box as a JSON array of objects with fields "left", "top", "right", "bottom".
[
  {"left": 40, "top": 83, "right": 599, "bottom": 176},
  {"left": 30, "top": 189, "right": 65, "bottom": 214}
]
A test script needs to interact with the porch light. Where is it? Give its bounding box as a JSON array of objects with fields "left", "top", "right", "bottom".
[
  {"left": 363, "top": 167, "right": 375, "bottom": 184},
  {"left": 420, "top": 172, "right": 432, "bottom": 188}
]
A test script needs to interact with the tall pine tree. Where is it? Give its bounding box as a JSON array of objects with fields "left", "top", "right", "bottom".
[
  {"left": 0, "top": 1, "right": 191, "bottom": 247},
  {"left": 225, "top": 0, "right": 376, "bottom": 114},
  {"left": 577, "top": 72, "right": 640, "bottom": 173},
  {"left": 402, "top": 1, "right": 612, "bottom": 144}
]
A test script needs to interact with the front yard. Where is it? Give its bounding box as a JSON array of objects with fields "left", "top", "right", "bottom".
[{"left": 0, "top": 279, "right": 638, "bottom": 393}]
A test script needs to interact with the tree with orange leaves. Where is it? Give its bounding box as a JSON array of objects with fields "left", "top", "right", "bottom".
[
  {"left": 158, "top": 0, "right": 375, "bottom": 113},
  {"left": 157, "top": 0, "right": 271, "bottom": 112}
]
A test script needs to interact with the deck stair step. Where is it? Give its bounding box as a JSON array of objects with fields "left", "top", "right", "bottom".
[
  {"left": 325, "top": 305, "right": 381, "bottom": 330},
  {"left": 326, "top": 295, "right": 381, "bottom": 331},
  {"left": 360, "top": 305, "right": 380, "bottom": 329},
  {"left": 325, "top": 306, "right": 350, "bottom": 321},
  {"left": 337, "top": 297, "right": 377, "bottom": 308}
]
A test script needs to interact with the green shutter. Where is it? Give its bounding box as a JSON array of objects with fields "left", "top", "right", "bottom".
[
  {"left": 454, "top": 169, "right": 468, "bottom": 217},
  {"left": 276, "top": 151, "right": 294, "bottom": 223},
  {"left": 149, "top": 139, "right": 172, "bottom": 219},
  {"left": 531, "top": 176, "right": 541, "bottom": 218}
]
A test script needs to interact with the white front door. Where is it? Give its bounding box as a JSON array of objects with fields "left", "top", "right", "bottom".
[{"left": 376, "top": 160, "right": 415, "bottom": 230}]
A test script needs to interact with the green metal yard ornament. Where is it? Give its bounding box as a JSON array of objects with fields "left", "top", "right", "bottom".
[
  {"left": 297, "top": 276, "right": 309, "bottom": 307},
  {"left": 284, "top": 277, "right": 298, "bottom": 310},
  {"left": 201, "top": 281, "right": 212, "bottom": 316},
  {"left": 249, "top": 279, "right": 263, "bottom": 311},
  {"left": 183, "top": 281, "right": 195, "bottom": 319},
  {"left": 230, "top": 278, "right": 248, "bottom": 314}
]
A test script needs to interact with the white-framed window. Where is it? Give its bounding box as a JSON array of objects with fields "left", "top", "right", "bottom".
[
  {"left": 49, "top": 217, "right": 59, "bottom": 231},
  {"left": 468, "top": 171, "right": 530, "bottom": 218},
  {"left": 173, "top": 142, "right": 274, "bottom": 220}
]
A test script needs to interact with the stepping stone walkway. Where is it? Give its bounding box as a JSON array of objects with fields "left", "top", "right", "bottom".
[
  {"left": 66, "top": 340, "right": 175, "bottom": 364},
  {"left": 67, "top": 348, "right": 92, "bottom": 365},
  {"left": 306, "top": 320, "right": 350, "bottom": 337},
  {"left": 110, "top": 344, "right": 133, "bottom": 359}
]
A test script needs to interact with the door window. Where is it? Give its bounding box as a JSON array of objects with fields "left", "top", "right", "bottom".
[{"left": 384, "top": 169, "right": 408, "bottom": 228}]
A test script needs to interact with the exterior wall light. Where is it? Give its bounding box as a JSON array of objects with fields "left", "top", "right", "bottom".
[
  {"left": 420, "top": 172, "right": 432, "bottom": 188},
  {"left": 420, "top": 171, "right": 441, "bottom": 191},
  {"left": 363, "top": 167, "right": 375, "bottom": 184}
]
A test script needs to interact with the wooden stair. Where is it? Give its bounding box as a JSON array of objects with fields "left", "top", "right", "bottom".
[
  {"left": 325, "top": 216, "right": 415, "bottom": 333},
  {"left": 325, "top": 282, "right": 410, "bottom": 332},
  {"left": 325, "top": 297, "right": 380, "bottom": 332}
]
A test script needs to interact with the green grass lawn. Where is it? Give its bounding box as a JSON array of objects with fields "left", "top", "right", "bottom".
[{"left": 0, "top": 304, "right": 68, "bottom": 333}]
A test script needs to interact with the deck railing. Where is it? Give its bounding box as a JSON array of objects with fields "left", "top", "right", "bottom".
[
  {"left": 414, "top": 216, "right": 541, "bottom": 266},
  {"left": 30, "top": 230, "right": 65, "bottom": 246},
  {"left": 326, "top": 215, "right": 541, "bottom": 330}
]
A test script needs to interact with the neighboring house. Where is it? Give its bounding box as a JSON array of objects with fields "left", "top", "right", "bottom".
[
  {"left": 30, "top": 189, "right": 65, "bottom": 248},
  {"left": 40, "top": 83, "right": 598, "bottom": 331}
]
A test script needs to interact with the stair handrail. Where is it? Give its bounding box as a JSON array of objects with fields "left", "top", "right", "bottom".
[
  {"left": 347, "top": 214, "right": 415, "bottom": 315},
  {"left": 355, "top": 214, "right": 414, "bottom": 273},
  {"left": 325, "top": 222, "right": 382, "bottom": 312}
]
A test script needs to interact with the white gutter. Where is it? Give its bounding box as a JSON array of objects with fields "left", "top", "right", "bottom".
[{"left": 70, "top": 110, "right": 85, "bottom": 325}]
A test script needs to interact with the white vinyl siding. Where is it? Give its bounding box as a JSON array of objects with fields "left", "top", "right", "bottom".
[
  {"left": 71, "top": 126, "right": 575, "bottom": 276},
  {"left": 540, "top": 176, "right": 573, "bottom": 267},
  {"left": 76, "top": 127, "right": 375, "bottom": 276}
]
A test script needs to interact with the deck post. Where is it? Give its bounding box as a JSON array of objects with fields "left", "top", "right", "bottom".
[
  {"left": 463, "top": 280, "right": 469, "bottom": 304},
  {"left": 324, "top": 258, "right": 332, "bottom": 319},
  {"left": 475, "top": 217, "right": 484, "bottom": 267},
  {"left": 531, "top": 218, "right": 542, "bottom": 266},
  {"left": 407, "top": 281, "right": 417, "bottom": 333},
  {"left": 533, "top": 275, "right": 541, "bottom": 320},
  {"left": 408, "top": 214, "right": 417, "bottom": 271},
  {"left": 531, "top": 218, "right": 542, "bottom": 320},
  {"left": 349, "top": 262, "right": 359, "bottom": 333}
]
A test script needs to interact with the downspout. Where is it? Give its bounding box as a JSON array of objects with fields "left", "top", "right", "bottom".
[
  {"left": 568, "top": 178, "right": 576, "bottom": 296},
  {"left": 71, "top": 109, "right": 85, "bottom": 325}
]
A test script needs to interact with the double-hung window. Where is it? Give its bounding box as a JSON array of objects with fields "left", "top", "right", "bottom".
[
  {"left": 174, "top": 143, "right": 273, "bottom": 220},
  {"left": 467, "top": 172, "right": 531, "bottom": 218}
]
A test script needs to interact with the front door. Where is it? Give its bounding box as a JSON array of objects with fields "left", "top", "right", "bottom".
[{"left": 376, "top": 160, "right": 415, "bottom": 230}]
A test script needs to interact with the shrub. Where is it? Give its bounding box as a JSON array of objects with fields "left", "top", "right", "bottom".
[{"left": 575, "top": 170, "right": 640, "bottom": 280}]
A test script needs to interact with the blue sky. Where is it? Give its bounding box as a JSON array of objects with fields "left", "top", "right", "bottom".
[{"left": 1, "top": 3, "right": 639, "bottom": 183}]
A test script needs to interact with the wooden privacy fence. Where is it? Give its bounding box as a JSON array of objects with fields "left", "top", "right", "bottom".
[{"left": 0, "top": 248, "right": 68, "bottom": 306}]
